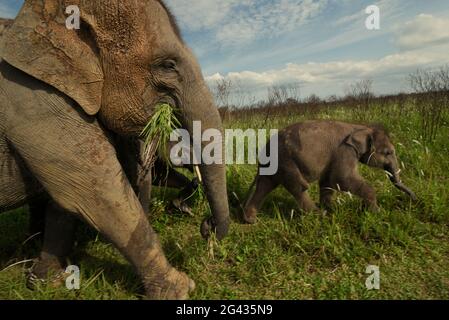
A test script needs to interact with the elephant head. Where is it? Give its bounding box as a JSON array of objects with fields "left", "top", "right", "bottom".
[
  {"left": 1, "top": 0, "right": 230, "bottom": 239},
  {"left": 345, "top": 126, "right": 417, "bottom": 200}
]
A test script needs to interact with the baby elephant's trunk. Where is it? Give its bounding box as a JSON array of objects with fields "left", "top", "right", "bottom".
[{"left": 386, "top": 164, "right": 417, "bottom": 200}]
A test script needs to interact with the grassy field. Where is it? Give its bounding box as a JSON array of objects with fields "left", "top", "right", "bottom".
[{"left": 1, "top": 98, "right": 448, "bottom": 300}]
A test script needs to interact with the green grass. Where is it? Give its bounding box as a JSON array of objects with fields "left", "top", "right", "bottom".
[
  {"left": 141, "top": 103, "right": 181, "bottom": 163},
  {"left": 1, "top": 101, "right": 448, "bottom": 300}
]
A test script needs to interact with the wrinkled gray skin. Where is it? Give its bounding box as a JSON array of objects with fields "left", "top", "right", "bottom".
[
  {"left": 0, "top": 0, "right": 230, "bottom": 299},
  {"left": 244, "top": 121, "right": 416, "bottom": 224},
  {"left": 0, "top": 18, "right": 12, "bottom": 37}
]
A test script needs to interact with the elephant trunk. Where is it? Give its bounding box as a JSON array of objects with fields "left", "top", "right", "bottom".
[
  {"left": 182, "top": 83, "right": 230, "bottom": 241},
  {"left": 386, "top": 163, "right": 417, "bottom": 200},
  {"left": 199, "top": 163, "right": 230, "bottom": 240}
]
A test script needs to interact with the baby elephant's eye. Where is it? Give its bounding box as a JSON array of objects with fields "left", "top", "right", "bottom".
[{"left": 384, "top": 150, "right": 393, "bottom": 156}]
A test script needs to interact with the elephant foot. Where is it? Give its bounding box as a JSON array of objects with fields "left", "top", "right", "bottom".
[
  {"left": 243, "top": 208, "right": 257, "bottom": 225},
  {"left": 367, "top": 203, "right": 381, "bottom": 213},
  {"left": 26, "top": 256, "right": 69, "bottom": 290},
  {"left": 171, "top": 199, "right": 194, "bottom": 216},
  {"left": 319, "top": 202, "right": 334, "bottom": 213},
  {"left": 144, "top": 268, "right": 195, "bottom": 300}
]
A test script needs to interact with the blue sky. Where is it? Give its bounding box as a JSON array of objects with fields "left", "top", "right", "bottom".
[{"left": 2, "top": 0, "right": 449, "bottom": 101}]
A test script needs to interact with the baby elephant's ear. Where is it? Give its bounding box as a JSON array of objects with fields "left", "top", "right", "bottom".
[
  {"left": 1, "top": 1, "right": 104, "bottom": 116},
  {"left": 344, "top": 129, "right": 374, "bottom": 158}
]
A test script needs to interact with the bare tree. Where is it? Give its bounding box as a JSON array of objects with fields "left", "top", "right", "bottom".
[
  {"left": 233, "top": 79, "right": 257, "bottom": 108},
  {"left": 267, "top": 83, "right": 301, "bottom": 106},
  {"left": 344, "top": 79, "right": 374, "bottom": 120},
  {"left": 304, "top": 94, "right": 321, "bottom": 104},
  {"left": 286, "top": 82, "right": 301, "bottom": 102},
  {"left": 214, "top": 78, "right": 233, "bottom": 108},
  {"left": 268, "top": 85, "right": 288, "bottom": 106},
  {"left": 409, "top": 65, "right": 449, "bottom": 142},
  {"left": 346, "top": 79, "right": 373, "bottom": 105}
]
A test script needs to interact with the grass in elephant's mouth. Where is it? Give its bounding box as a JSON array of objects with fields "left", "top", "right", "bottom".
[
  {"left": 140, "top": 103, "right": 181, "bottom": 164},
  {"left": 0, "top": 100, "right": 449, "bottom": 300}
]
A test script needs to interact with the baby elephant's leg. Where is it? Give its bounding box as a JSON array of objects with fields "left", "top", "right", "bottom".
[
  {"left": 319, "top": 176, "right": 335, "bottom": 211},
  {"left": 243, "top": 175, "right": 279, "bottom": 224},
  {"left": 281, "top": 164, "right": 318, "bottom": 213},
  {"left": 337, "top": 174, "right": 380, "bottom": 212},
  {"left": 284, "top": 184, "right": 318, "bottom": 213}
]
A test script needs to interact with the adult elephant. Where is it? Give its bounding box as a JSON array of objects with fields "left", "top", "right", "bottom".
[{"left": 0, "top": 0, "right": 230, "bottom": 299}]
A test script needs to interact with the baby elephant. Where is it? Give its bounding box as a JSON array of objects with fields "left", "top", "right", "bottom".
[{"left": 244, "top": 120, "right": 416, "bottom": 224}]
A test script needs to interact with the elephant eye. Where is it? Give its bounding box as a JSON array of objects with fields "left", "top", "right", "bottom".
[
  {"left": 160, "top": 59, "right": 177, "bottom": 71},
  {"left": 384, "top": 150, "right": 393, "bottom": 156}
]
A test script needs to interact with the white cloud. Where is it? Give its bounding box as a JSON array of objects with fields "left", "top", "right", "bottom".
[
  {"left": 394, "top": 14, "right": 449, "bottom": 50},
  {"left": 166, "top": 0, "right": 328, "bottom": 46},
  {"left": 217, "top": 0, "right": 327, "bottom": 45},
  {"left": 206, "top": 43, "right": 449, "bottom": 96}
]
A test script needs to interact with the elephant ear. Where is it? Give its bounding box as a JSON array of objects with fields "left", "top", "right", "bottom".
[
  {"left": 1, "top": 1, "right": 103, "bottom": 115},
  {"left": 344, "top": 128, "right": 374, "bottom": 159}
]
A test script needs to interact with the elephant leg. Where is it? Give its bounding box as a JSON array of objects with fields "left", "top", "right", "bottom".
[
  {"left": 167, "top": 171, "right": 197, "bottom": 216},
  {"left": 281, "top": 166, "right": 318, "bottom": 213},
  {"left": 243, "top": 175, "right": 279, "bottom": 224},
  {"left": 319, "top": 177, "right": 335, "bottom": 212},
  {"left": 5, "top": 88, "right": 194, "bottom": 299},
  {"left": 114, "top": 136, "right": 153, "bottom": 215},
  {"left": 153, "top": 160, "right": 191, "bottom": 189},
  {"left": 137, "top": 174, "right": 152, "bottom": 215},
  {"left": 284, "top": 184, "right": 318, "bottom": 213},
  {"left": 27, "top": 196, "right": 49, "bottom": 239},
  {"left": 167, "top": 169, "right": 194, "bottom": 192},
  {"left": 0, "top": 128, "right": 44, "bottom": 212},
  {"left": 153, "top": 160, "right": 196, "bottom": 215},
  {"left": 177, "top": 178, "right": 199, "bottom": 201},
  {"left": 337, "top": 174, "right": 380, "bottom": 212},
  {"left": 28, "top": 201, "right": 78, "bottom": 288}
]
